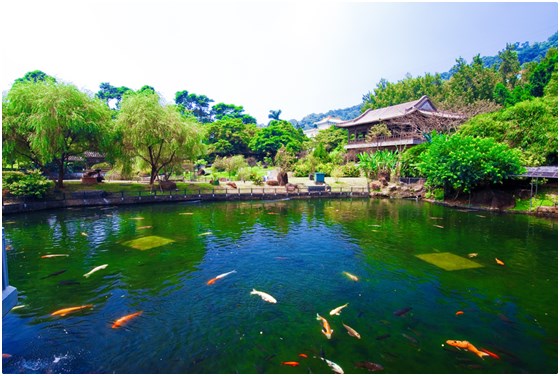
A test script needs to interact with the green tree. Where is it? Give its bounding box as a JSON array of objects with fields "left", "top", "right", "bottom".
[
  {"left": 498, "top": 44, "right": 521, "bottom": 88},
  {"left": 418, "top": 134, "right": 524, "bottom": 196},
  {"left": 96, "top": 82, "right": 133, "bottom": 109},
  {"left": 15, "top": 70, "right": 56, "bottom": 84},
  {"left": 211, "top": 102, "right": 256, "bottom": 124},
  {"left": 249, "top": 120, "right": 304, "bottom": 157},
  {"left": 312, "top": 125, "right": 347, "bottom": 152},
  {"left": 114, "top": 91, "right": 205, "bottom": 185},
  {"left": 2, "top": 80, "right": 112, "bottom": 188},
  {"left": 458, "top": 96, "right": 558, "bottom": 166},
  {"left": 446, "top": 55, "right": 500, "bottom": 105},
  {"left": 204, "top": 118, "right": 258, "bottom": 157},
  {"left": 175, "top": 90, "right": 214, "bottom": 123},
  {"left": 268, "top": 109, "right": 282, "bottom": 122},
  {"left": 529, "top": 47, "right": 558, "bottom": 97}
]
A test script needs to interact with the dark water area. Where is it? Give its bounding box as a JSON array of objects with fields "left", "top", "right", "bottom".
[{"left": 2, "top": 198, "right": 558, "bottom": 373}]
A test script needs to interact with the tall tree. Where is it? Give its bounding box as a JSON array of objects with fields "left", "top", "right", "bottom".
[
  {"left": 498, "top": 44, "right": 521, "bottom": 89},
  {"left": 114, "top": 91, "right": 205, "bottom": 185},
  {"left": 15, "top": 70, "right": 56, "bottom": 84},
  {"left": 212, "top": 102, "right": 257, "bottom": 124},
  {"left": 204, "top": 117, "right": 258, "bottom": 157},
  {"left": 249, "top": 120, "right": 304, "bottom": 156},
  {"left": 2, "top": 80, "right": 112, "bottom": 187},
  {"left": 175, "top": 90, "right": 214, "bottom": 123},
  {"left": 268, "top": 109, "right": 282, "bottom": 122},
  {"left": 96, "top": 82, "right": 132, "bottom": 109},
  {"left": 529, "top": 47, "right": 558, "bottom": 97}
]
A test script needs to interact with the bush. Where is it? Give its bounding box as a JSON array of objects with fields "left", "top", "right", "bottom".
[
  {"left": 341, "top": 163, "right": 361, "bottom": 177},
  {"left": 316, "top": 162, "right": 335, "bottom": 176},
  {"left": 5, "top": 170, "right": 53, "bottom": 198},
  {"left": 2, "top": 171, "right": 25, "bottom": 186},
  {"left": 293, "top": 162, "right": 312, "bottom": 177},
  {"left": 91, "top": 162, "right": 112, "bottom": 170},
  {"left": 418, "top": 134, "right": 524, "bottom": 195}
]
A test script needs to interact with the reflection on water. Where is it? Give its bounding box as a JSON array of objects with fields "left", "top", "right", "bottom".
[{"left": 2, "top": 199, "right": 558, "bottom": 373}]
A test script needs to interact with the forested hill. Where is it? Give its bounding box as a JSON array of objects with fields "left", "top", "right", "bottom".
[
  {"left": 441, "top": 32, "right": 558, "bottom": 79},
  {"left": 297, "top": 104, "right": 362, "bottom": 130},
  {"left": 298, "top": 32, "right": 557, "bottom": 129}
]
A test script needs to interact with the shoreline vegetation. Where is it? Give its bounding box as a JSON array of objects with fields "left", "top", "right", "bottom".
[{"left": 2, "top": 177, "right": 557, "bottom": 218}]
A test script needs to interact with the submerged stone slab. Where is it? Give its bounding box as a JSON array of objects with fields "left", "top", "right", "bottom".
[
  {"left": 122, "top": 236, "right": 174, "bottom": 251},
  {"left": 415, "top": 252, "right": 483, "bottom": 271}
]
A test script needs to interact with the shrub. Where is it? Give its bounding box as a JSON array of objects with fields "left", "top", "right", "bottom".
[
  {"left": 418, "top": 134, "right": 524, "bottom": 195},
  {"left": 293, "top": 162, "right": 312, "bottom": 177},
  {"left": 2, "top": 171, "right": 25, "bottom": 186},
  {"left": 342, "top": 163, "right": 361, "bottom": 177},
  {"left": 91, "top": 162, "right": 112, "bottom": 170},
  {"left": 316, "top": 162, "right": 334, "bottom": 176},
  {"left": 5, "top": 170, "right": 53, "bottom": 198}
]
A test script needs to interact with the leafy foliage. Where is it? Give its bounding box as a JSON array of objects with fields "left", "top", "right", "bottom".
[
  {"left": 204, "top": 118, "right": 258, "bottom": 158},
  {"left": 357, "top": 150, "right": 400, "bottom": 181},
  {"left": 114, "top": 91, "right": 205, "bottom": 184},
  {"left": 212, "top": 103, "right": 256, "bottom": 124},
  {"left": 418, "top": 134, "right": 524, "bottom": 195},
  {"left": 458, "top": 96, "right": 558, "bottom": 166},
  {"left": 96, "top": 82, "right": 132, "bottom": 109},
  {"left": 3, "top": 169, "right": 53, "bottom": 198},
  {"left": 2, "top": 80, "right": 112, "bottom": 187},
  {"left": 249, "top": 120, "right": 305, "bottom": 156},
  {"left": 175, "top": 90, "right": 214, "bottom": 123},
  {"left": 298, "top": 105, "right": 361, "bottom": 130}
]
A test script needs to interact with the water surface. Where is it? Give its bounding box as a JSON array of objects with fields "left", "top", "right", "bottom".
[{"left": 2, "top": 199, "right": 558, "bottom": 373}]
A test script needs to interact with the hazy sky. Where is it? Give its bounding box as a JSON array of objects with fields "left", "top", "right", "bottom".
[{"left": 1, "top": 1, "right": 557, "bottom": 124}]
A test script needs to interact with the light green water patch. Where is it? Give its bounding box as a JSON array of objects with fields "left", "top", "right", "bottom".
[
  {"left": 415, "top": 252, "right": 483, "bottom": 271},
  {"left": 122, "top": 235, "right": 175, "bottom": 251}
]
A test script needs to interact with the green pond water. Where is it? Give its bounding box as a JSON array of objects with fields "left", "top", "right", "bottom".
[{"left": 2, "top": 198, "right": 558, "bottom": 373}]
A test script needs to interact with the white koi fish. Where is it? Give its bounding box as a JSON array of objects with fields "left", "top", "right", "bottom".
[
  {"left": 319, "top": 357, "right": 344, "bottom": 374},
  {"left": 83, "top": 264, "right": 108, "bottom": 278},
  {"left": 250, "top": 288, "right": 277, "bottom": 304},
  {"left": 342, "top": 323, "right": 361, "bottom": 339},
  {"left": 330, "top": 303, "right": 349, "bottom": 316}
]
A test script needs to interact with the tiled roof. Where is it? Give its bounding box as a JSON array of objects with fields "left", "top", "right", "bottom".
[{"left": 336, "top": 96, "right": 460, "bottom": 128}]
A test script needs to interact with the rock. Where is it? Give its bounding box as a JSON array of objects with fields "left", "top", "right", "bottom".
[
  {"left": 285, "top": 183, "right": 298, "bottom": 192},
  {"left": 370, "top": 181, "right": 382, "bottom": 191},
  {"left": 389, "top": 185, "right": 398, "bottom": 192},
  {"left": 379, "top": 177, "right": 389, "bottom": 187},
  {"left": 517, "top": 189, "right": 532, "bottom": 200},
  {"left": 471, "top": 189, "right": 515, "bottom": 210},
  {"left": 226, "top": 182, "right": 237, "bottom": 189},
  {"left": 277, "top": 171, "right": 289, "bottom": 186},
  {"left": 266, "top": 180, "right": 279, "bottom": 186}
]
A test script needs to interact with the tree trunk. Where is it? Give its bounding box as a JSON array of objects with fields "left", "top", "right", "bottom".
[
  {"left": 149, "top": 166, "right": 158, "bottom": 186},
  {"left": 56, "top": 159, "right": 65, "bottom": 188}
]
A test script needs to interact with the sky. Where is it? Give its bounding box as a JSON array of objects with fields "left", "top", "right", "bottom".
[{"left": 0, "top": 1, "right": 558, "bottom": 124}]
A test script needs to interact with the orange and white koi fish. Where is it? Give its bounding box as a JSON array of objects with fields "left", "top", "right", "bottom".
[
  {"left": 41, "top": 254, "right": 69, "bottom": 258},
  {"left": 51, "top": 304, "right": 93, "bottom": 317},
  {"left": 250, "top": 289, "right": 277, "bottom": 303},
  {"left": 316, "top": 313, "right": 333, "bottom": 339},
  {"left": 342, "top": 323, "right": 361, "bottom": 339},
  {"left": 455, "top": 311, "right": 464, "bottom": 316},
  {"left": 207, "top": 270, "right": 236, "bottom": 285},
  {"left": 445, "top": 340, "right": 489, "bottom": 358},
  {"left": 83, "top": 264, "right": 108, "bottom": 278},
  {"left": 495, "top": 258, "right": 505, "bottom": 266},
  {"left": 343, "top": 271, "right": 358, "bottom": 281},
  {"left": 112, "top": 311, "right": 143, "bottom": 329},
  {"left": 80, "top": 232, "right": 88, "bottom": 237},
  {"left": 298, "top": 353, "right": 308, "bottom": 358},
  {"left": 2, "top": 354, "right": 12, "bottom": 359},
  {"left": 330, "top": 303, "right": 349, "bottom": 316},
  {"left": 281, "top": 361, "right": 300, "bottom": 367}
]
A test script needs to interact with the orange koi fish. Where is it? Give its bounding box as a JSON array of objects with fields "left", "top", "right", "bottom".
[
  {"left": 495, "top": 258, "right": 505, "bottom": 266},
  {"left": 41, "top": 254, "right": 69, "bottom": 258},
  {"left": 112, "top": 311, "right": 143, "bottom": 329},
  {"left": 316, "top": 313, "right": 333, "bottom": 339},
  {"left": 455, "top": 311, "right": 464, "bottom": 316},
  {"left": 281, "top": 361, "right": 300, "bottom": 367},
  {"left": 445, "top": 340, "right": 489, "bottom": 358},
  {"left": 207, "top": 270, "right": 236, "bottom": 285},
  {"left": 51, "top": 304, "right": 93, "bottom": 317},
  {"left": 2, "top": 354, "right": 12, "bottom": 359},
  {"left": 298, "top": 353, "right": 308, "bottom": 358}
]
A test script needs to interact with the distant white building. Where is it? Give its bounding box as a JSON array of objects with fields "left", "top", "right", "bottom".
[{"left": 304, "top": 116, "right": 344, "bottom": 138}]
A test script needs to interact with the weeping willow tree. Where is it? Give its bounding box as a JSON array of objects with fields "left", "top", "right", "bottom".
[
  {"left": 2, "top": 79, "right": 112, "bottom": 188},
  {"left": 114, "top": 91, "right": 205, "bottom": 185}
]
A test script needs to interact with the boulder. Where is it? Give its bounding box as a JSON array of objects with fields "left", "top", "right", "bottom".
[
  {"left": 266, "top": 180, "right": 279, "bottom": 186},
  {"left": 226, "top": 182, "right": 238, "bottom": 189},
  {"left": 370, "top": 181, "right": 382, "bottom": 191},
  {"left": 277, "top": 171, "right": 289, "bottom": 186}
]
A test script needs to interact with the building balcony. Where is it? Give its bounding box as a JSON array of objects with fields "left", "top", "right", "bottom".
[{"left": 344, "top": 136, "right": 425, "bottom": 150}]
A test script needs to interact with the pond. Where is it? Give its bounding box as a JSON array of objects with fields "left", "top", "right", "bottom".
[{"left": 2, "top": 198, "right": 558, "bottom": 374}]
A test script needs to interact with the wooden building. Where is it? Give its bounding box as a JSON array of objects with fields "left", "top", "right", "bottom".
[{"left": 336, "top": 96, "right": 464, "bottom": 159}]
